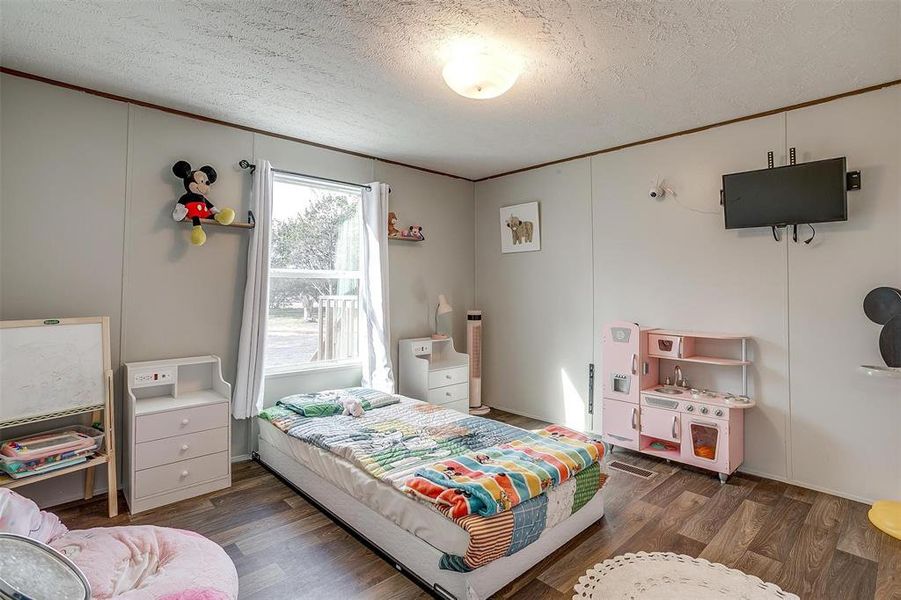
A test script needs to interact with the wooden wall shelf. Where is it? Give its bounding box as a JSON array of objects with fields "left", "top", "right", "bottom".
[
  {"left": 182, "top": 210, "right": 255, "bottom": 230},
  {"left": 388, "top": 235, "right": 424, "bottom": 242}
]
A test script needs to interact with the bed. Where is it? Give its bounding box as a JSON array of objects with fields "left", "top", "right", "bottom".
[{"left": 255, "top": 390, "right": 606, "bottom": 600}]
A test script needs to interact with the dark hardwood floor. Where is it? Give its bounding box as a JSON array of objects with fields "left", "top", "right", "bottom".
[{"left": 57, "top": 410, "right": 901, "bottom": 599}]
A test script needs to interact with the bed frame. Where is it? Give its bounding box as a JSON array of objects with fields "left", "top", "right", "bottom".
[{"left": 256, "top": 436, "right": 604, "bottom": 600}]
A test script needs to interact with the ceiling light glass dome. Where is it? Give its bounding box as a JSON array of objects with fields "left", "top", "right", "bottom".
[{"left": 442, "top": 49, "right": 521, "bottom": 100}]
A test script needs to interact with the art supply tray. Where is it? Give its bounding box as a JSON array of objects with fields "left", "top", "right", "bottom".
[{"left": 0, "top": 425, "right": 104, "bottom": 478}]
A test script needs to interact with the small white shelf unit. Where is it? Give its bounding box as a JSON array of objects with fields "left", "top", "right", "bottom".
[
  {"left": 124, "top": 355, "right": 231, "bottom": 514},
  {"left": 859, "top": 365, "right": 901, "bottom": 378},
  {"left": 398, "top": 337, "right": 470, "bottom": 413}
]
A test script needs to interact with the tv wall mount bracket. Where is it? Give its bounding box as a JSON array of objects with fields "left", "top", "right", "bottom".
[{"left": 765, "top": 149, "right": 861, "bottom": 191}]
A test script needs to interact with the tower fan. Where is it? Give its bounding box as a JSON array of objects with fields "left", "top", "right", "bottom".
[{"left": 467, "top": 310, "right": 489, "bottom": 415}]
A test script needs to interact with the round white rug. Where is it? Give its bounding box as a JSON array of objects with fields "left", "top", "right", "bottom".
[{"left": 573, "top": 552, "right": 799, "bottom": 600}]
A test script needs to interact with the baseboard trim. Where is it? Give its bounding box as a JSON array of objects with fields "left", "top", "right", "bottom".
[
  {"left": 487, "top": 403, "right": 564, "bottom": 427},
  {"left": 737, "top": 467, "right": 875, "bottom": 505},
  {"left": 231, "top": 453, "right": 252, "bottom": 463},
  {"left": 492, "top": 404, "right": 875, "bottom": 505}
]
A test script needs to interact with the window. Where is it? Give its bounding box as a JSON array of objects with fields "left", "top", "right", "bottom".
[{"left": 265, "top": 173, "right": 362, "bottom": 373}]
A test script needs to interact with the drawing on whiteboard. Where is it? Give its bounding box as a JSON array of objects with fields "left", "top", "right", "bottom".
[{"left": 1, "top": 323, "right": 104, "bottom": 425}]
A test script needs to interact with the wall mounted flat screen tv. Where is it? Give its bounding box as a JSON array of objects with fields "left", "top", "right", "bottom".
[{"left": 723, "top": 157, "right": 847, "bottom": 229}]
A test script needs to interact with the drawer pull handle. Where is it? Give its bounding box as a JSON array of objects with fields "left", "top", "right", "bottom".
[
  {"left": 181, "top": 444, "right": 189, "bottom": 451},
  {"left": 446, "top": 374, "right": 452, "bottom": 379},
  {"left": 180, "top": 470, "right": 189, "bottom": 478},
  {"left": 446, "top": 392, "right": 452, "bottom": 396},
  {"left": 181, "top": 418, "right": 190, "bottom": 425}
]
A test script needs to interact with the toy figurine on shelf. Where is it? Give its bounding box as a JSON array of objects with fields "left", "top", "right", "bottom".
[{"left": 387, "top": 211, "right": 424, "bottom": 241}]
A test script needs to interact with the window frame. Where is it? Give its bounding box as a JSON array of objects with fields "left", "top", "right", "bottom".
[{"left": 265, "top": 172, "right": 364, "bottom": 376}]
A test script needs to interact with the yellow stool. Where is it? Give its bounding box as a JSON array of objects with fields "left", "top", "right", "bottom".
[{"left": 869, "top": 500, "right": 901, "bottom": 540}]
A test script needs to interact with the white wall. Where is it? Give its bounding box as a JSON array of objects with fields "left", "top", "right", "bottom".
[
  {"left": 475, "top": 86, "right": 901, "bottom": 502},
  {"left": 784, "top": 90, "right": 900, "bottom": 502},
  {"left": 475, "top": 159, "right": 594, "bottom": 429},
  {"left": 591, "top": 115, "right": 791, "bottom": 481},
  {"left": 0, "top": 74, "right": 475, "bottom": 507}
]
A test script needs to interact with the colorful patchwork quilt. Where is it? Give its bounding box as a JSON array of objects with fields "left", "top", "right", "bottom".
[
  {"left": 405, "top": 424, "right": 604, "bottom": 518},
  {"left": 440, "top": 462, "right": 607, "bottom": 571},
  {"left": 259, "top": 390, "right": 606, "bottom": 571}
]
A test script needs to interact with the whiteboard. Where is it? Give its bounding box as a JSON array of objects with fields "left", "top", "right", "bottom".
[{"left": 0, "top": 321, "right": 106, "bottom": 425}]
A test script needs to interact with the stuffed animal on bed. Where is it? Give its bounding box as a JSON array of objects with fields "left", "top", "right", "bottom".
[
  {"left": 341, "top": 397, "right": 364, "bottom": 417},
  {"left": 171, "top": 160, "right": 236, "bottom": 246}
]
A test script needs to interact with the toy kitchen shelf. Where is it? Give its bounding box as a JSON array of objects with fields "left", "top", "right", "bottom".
[
  {"left": 647, "top": 329, "right": 751, "bottom": 397},
  {"left": 601, "top": 323, "right": 755, "bottom": 483}
]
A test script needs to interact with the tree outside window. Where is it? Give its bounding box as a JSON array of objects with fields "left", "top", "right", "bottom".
[{"left": 265, "top": 176, "right": 361, "bottom": 372}]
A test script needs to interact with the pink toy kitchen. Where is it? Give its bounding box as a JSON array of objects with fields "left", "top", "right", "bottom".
[{"left": 601, "top": 321, "right": 756, "bottom": 483}]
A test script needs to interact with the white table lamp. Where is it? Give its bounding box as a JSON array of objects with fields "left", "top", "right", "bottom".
[{"left": 433, "top": 294, "right": 453, "bottom": 340}]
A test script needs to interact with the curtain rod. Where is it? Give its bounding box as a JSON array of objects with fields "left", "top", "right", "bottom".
[{"left": 238, "top": 160, "right": 371, "bottom": 191}]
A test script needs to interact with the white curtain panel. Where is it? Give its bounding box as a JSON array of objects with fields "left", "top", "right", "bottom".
[
  {"left": 360, "top": 182, "right": 396, "bottom": 393},
  {"left": 233, "top": 160, "right": 273, "bottom": 419}
]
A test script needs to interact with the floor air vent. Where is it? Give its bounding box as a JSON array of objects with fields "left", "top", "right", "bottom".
[{"left": 607, "top": 460, "right": 656, "bottom": 479}]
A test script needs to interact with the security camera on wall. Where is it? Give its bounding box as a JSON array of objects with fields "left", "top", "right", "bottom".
[{"left": 649, "top": 177, "right": 671, "bottom": 200}]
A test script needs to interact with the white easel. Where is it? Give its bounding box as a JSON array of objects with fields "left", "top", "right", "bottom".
[{"left": 0, "top": 317, "right": 118, "bottom": 517}]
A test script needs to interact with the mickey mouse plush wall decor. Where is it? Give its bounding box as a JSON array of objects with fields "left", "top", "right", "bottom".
[{"left": 171, "top": 160, "right": 236, "bottom": 245}]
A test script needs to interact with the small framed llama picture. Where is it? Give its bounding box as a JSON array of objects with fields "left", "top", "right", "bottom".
[{"left": 499, "top": 201, "right": 541, "bottom": 253}]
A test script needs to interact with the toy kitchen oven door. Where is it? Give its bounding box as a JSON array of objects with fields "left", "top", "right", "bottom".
[{"left": 600, "top": 322, "right": 658, "bottom": 451}]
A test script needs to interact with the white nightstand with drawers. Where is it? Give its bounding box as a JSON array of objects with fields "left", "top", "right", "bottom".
[
  {"left": 123, "top": 355, "right": 231, "bottom": 514},
  {"left": 398, "top": 337, "right": 470, "bottom": 413}
]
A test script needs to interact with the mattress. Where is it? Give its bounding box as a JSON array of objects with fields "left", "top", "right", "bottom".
[{"left": 259, "top": 418, "right": 471, "bottom": 555}]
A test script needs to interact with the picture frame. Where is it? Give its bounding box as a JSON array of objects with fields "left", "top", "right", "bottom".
[{"left": 499, "top": 201, "right": 541, "bottom": 253}]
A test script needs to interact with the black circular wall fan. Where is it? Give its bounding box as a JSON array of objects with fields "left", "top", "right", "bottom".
[{"left": 864, "top": 287, "right": 901, "bottom": 367}]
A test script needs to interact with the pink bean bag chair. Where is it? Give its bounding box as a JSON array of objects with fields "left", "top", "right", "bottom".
[{"left": 0, "top": 489, "right": 238, "bottom": 600}]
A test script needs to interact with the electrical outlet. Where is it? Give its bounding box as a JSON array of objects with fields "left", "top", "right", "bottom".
[
  {"left": 412, "top": 342, "right": 431, "bottom": 355},
  {"left": 132, "top": 367, "right": 175, "bottom": 387}
]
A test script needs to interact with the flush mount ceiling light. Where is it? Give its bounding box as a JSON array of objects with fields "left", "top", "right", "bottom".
[{"left": 442, "top": 47, "right": 521, "bottom": 100}]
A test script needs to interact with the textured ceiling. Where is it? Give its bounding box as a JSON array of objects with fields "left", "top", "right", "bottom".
[{"left": 1, "top": 1, "right": 899, "bottom": 180}]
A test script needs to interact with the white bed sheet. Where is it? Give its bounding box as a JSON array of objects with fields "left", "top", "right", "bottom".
[
  {"left": 259, "top": 418, "right": 470, "bottom": 555},
  {"left": 258, "top": 435, "right": 606, "bottom": 600}
]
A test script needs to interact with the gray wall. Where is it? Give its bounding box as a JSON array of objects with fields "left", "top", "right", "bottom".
[
  {"left": 376, "top": 161, "right": 475, "bottom": 370},
  {"left": 0, "top": 74, "right": 475, "bottom": 507},
  {"left": 475, "top": 86, "right": 901, "bottom": 503}
]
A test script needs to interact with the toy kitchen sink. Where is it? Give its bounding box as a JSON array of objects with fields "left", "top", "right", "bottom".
[{"left": 600, "top": 321, "right": 756, "bottom": 483}]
